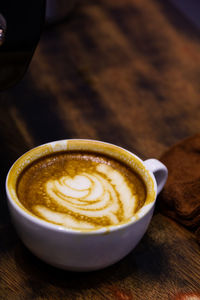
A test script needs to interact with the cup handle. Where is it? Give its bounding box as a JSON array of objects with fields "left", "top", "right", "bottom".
[{"left": 144, "top": 159, "right": 168, "bottom": 195}]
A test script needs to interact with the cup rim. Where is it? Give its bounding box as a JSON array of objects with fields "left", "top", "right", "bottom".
[{"left": 6, "top": 139, "right": 157, "bottom": 235}]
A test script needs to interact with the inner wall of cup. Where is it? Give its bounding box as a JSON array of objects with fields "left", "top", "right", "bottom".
[{"left": 7, "top": 139, "right": 156, "bottom": 211}]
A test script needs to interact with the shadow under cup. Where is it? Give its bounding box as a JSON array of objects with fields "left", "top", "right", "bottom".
[{"left": 6, "top": 139, "right": 161, "bottom": 271}]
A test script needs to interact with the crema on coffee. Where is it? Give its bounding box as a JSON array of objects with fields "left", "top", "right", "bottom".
[{"left": 16, "top": 151, "right": 146, "bottom": 230}]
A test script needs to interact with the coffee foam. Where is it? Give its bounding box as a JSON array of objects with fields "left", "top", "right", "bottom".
[
  {"left": 16, "top": 151, "right": 147, "bottom": 231},
  {"left": 34, "top": 164, "right": 137, "bottom": 229}
]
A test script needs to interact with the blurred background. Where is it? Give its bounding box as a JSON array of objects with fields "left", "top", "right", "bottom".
[{"left": 1, "top": 0, "right": 200, "bottom": 157}]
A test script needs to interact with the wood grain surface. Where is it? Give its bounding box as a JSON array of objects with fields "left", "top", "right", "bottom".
[{"left": 1, "top": 0, "right": 200, "bottom": 299}]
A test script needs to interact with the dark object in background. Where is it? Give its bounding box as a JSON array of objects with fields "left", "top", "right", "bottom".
[
  {"left": 0, "top": 1, "right": 46, "bottom": 91},
  {"left": 169, "top": 0, "right": 200, "bottom": 30},
  {"left": 159, "top": 134, "right": 200, "bottom": 243}
]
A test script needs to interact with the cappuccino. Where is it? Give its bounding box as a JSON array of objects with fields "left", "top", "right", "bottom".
[
  {"left": 6, "top": 139, "right": 167, "bottom": 270},
  {"left": 16, "top": 151, "right": 146, "bottom": 230}
]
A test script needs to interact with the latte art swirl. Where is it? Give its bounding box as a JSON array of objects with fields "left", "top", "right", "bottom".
[
  {"left": 17, "top": 152, "right": 146, "bottom": 230},
  {"left": 35, "top": 164, "right": 136, "bottom": 229}
]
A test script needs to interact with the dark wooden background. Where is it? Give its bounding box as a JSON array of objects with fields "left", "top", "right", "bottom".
[{"left": 1, "top": 0, "right": 200, "bottom": 299}]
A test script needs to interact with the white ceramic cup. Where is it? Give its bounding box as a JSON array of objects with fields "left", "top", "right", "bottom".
[{"left": 6, "top": 139, "right": 168, "bottom": 271}]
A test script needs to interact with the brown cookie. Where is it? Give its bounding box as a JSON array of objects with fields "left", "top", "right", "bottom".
[{"left": 159, "top": 134, "right": 200, "bottom": 242}]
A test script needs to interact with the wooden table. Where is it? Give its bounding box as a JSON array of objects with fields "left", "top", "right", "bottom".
[{"left": 1, "top": 0, "right": 200, "bottom": 299}]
